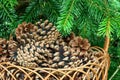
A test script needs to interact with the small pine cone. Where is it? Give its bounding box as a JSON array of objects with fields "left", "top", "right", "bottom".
[
  {"left": 80, "top": 39, "right": 91, "bottom": 50},
  {"left": 0, "top": 38, "right": 9, "bottom": 62},
  {"left": 0, "top": 38, "right": 8, "bottom": 55},
  {"left": 69, "top": 36, "right": 82, "bottom": 47},
  {"left": 7, "top": 39, "right": 18, "bottom": 57},
  {"left": 69, "top": 33, "right": 91, "bottom": 52}
]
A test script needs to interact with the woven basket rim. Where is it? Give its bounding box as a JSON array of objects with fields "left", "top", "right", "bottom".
[
  {"left": 0, "top": 46, "right": 108, "bottom": 70},
  {"left": 0, "top": 46, "right": 110, "bottom": 80}
]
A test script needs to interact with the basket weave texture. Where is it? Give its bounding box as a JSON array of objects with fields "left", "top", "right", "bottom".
[{"left": 0, "top": 47, "right": 110, "bottom": 80}]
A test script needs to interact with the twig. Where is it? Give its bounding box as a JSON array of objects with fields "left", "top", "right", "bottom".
[
  {"left": 109, "top": 65, "right": 120, "bottom": 80},
  {"left": 104, "top": 36, "right": 110, "bottom": 52}
]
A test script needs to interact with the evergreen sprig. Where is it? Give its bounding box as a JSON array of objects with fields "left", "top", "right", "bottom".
[
  {"left": 0, "top": 0, "right": 17, "bottom": 22},
  {"left": 97, "top": 0, "right": 120, "bottom": 39},
  {"left": 98, "top": 17, "right": 114, "bottom": 37},
  {"left": 43, "top": 0, "right": 60, "bottom": 23},
  {"left": 57, "top": 0, "right": 78, "bottom": 37},
  {"left": 21, "top": 0, "right": 42, "bottom": 22},
  {"left": 0, "top": 0, "right": 18, "bottom": 39},
  {"left": 73, "top": 0, "right": 96, "bottom": 38}
]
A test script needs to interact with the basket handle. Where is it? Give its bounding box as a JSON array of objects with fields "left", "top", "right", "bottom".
[{"left": 103, "top": 35, "right": 110, "bottom": 53}]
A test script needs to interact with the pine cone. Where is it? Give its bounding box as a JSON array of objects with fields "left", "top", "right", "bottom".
[
  {"left": 0, "top": 38, "right": 9, "bottom": 62},
  {"left": 0, "top": 38, "right": 8, "bottom": 55},
  {"left": 69, "top": 33, "right": 91, "bottom": 52},
  {"left": 9, "top": 20, "right": 61, "bottom": 67},
  {"left": 7, "top": 39, "right": 18, "bottom": 58}
]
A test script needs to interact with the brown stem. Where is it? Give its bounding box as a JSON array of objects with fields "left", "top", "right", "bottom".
[
  {"left": 104, "top": 36, "right": 110, "bottom": 52},
  {"left": 104, "top": 17, "right": 110, "bottom": 53}
]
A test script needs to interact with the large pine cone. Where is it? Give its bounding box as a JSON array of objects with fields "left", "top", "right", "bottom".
[{"left": 8, "top": 20, "right": 60, "bottom": 67}]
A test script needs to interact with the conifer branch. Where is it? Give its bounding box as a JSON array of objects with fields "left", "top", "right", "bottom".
[
  {"left": 0, "top": 3, "right": 13, "bottom": 22},
  {"left": 44, "top": 0, "right": 60, "bottom": 23},
  {"left": 57, "top": 0, "right": 77, "bottom": 36},
  {"left": 21, "top": 0, "right": 42, "bottom": 22},
  {"left": 0, "top": 0, "right": 18, "bottom": 39},
  {"left": 0, "top": 1, "right": 17, "bottom": 22}
]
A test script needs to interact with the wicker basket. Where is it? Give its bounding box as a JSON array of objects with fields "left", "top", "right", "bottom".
[
  {"left": 0, "top": 21, "right": 110, "bottom": 80},
  {"left": 0, "top": 46, "right": 110, "bottom": 80}
]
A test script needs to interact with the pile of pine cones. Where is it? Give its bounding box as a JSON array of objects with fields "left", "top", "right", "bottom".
[{"left": 0, "top": 19, "right": 103, "bottom": 69}]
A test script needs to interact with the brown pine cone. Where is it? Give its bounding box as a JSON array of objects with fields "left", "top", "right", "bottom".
[
  {"left": 69, "top": 33, "right": 91, "bottom": 52},
  {"left": 7, "top": 39, "right": 18, "bottom": 58},
  {"left": 0, "top": 38, "right": 8, "bottom": 55},
  {"left": 9, "top": 20, "right": 61, "bottom": 68},
  {"left": 0, "top": 38, "right": 9, "bottom": 62}
]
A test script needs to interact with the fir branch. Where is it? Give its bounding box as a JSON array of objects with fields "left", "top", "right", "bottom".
[
  {"left": 0, "top": 3, "right": 13, "bottom": 22},
  {"left": 0, "top": 1, "right": 17, "bottom": 22},
  {"left": 98, "top": 18, "right": 113, "bottom": 37},
  {"left": 97, "top": 0, "right": 120, "bottom": 39},
  {"left": 7, "top": 0, "right": 18, "bottom": 8},
  {"left": 87, "top": 0, "right": 104, "bottom": 22},
  {"left": 43, "top": 0, "right": 60, "bottom": 23},
  {"left": 0, "top": 0, "right": 18, "bottom": 39},
  {"left": 72, "top": 0, "right": 99, "bottom": 39},
  {"left": 21, "top": 0, "right": 43, "bottom": 22},
  {"left": 57, "top": 0, "right": 77, "bottom": 36}
]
